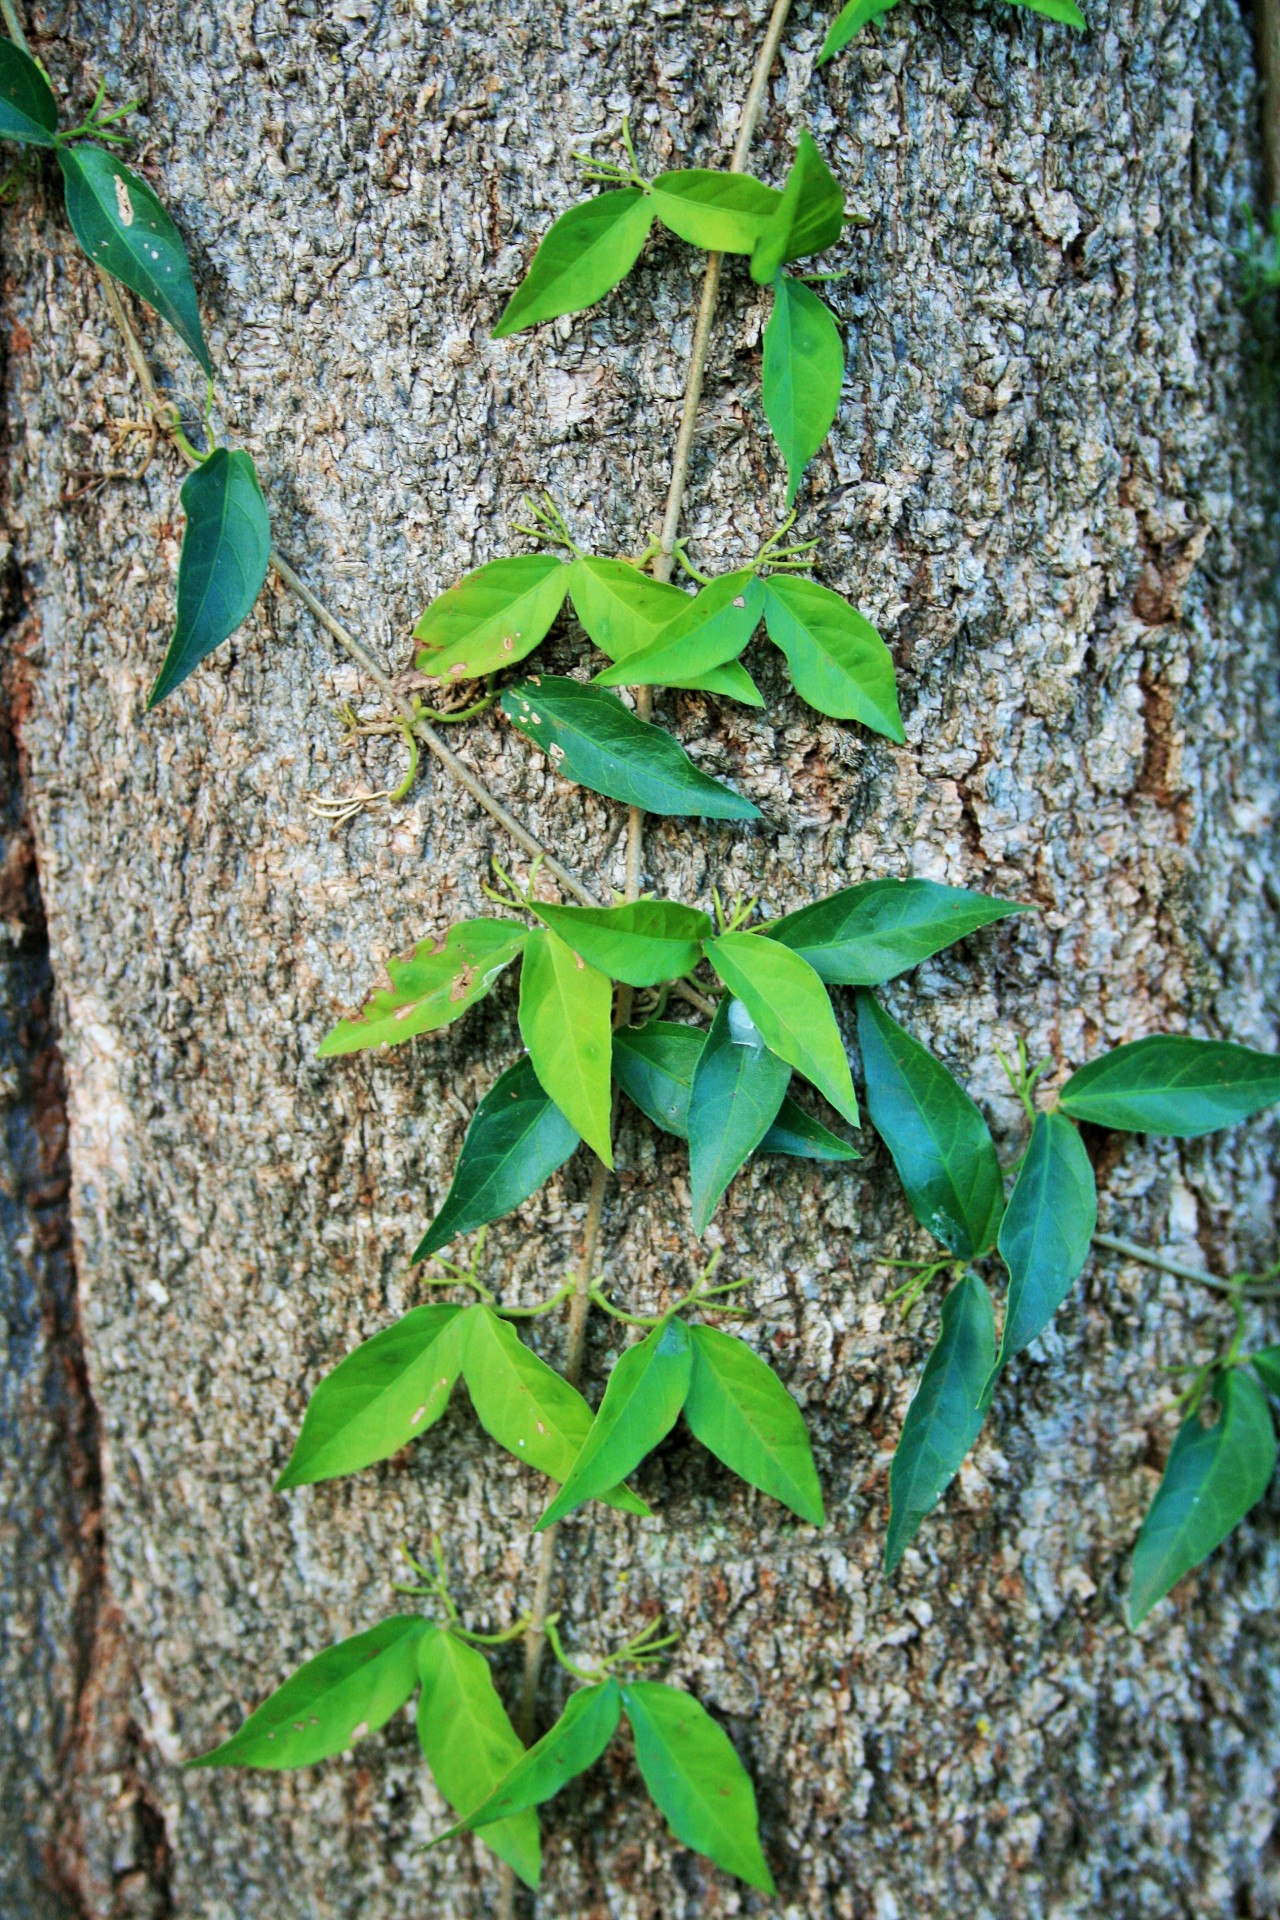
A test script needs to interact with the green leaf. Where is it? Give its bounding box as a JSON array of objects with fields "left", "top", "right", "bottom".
[
  {"left": 413, "top": 555, "right": 570, "bottom": 684},
  {"left": 1058, "top": 1036, "right": 1280, "bottom": 1138},
  {"left": 704, "top": 931, "right": 858, "bottom": 1125},
  {"left": 1129, "top": 1369, "right": 1277, "bottom": 1627},
  {"left": 501, "top": 677, "right": 760, "bottom": 820},
  {"left": 594, "top": 572, "right": 764, "bottom": 691},
  {"left": 493, "top": 190, "right": 654, "bottom": 336},
  {"left": 685, "top": 1324, "right": 824, "bottom": 1523},
  {"left": 613, "top": 1019, "right": 704, "bottom": 1137},
  {"left": 58, "top": 143, "right": 211, "bottom": 374},
  {"left": 761, "top": 575, "right": 903, "bottom": 739},
  {"left": 760, "top": 1095, "right": 860, "bottom": 1161},
  {"left": 461, "top": 1305, "right": 649, "bottom": 1516},
  {"left": 275, "top": 1304, "right": 467, "bottom": 1489},
  {"left": 569, "top": 557, "right": 764, "bottom": 702},
  {"left": 414, "top": 1056, "right": 579, "bottom": 1261},
  {"left": 537, "top": 1319, "right": 693, "bottom": 1529},
  {"left": 767, "top": 877, "right": 1029, "bottom": 985},
  {"left": 856, "top": 992, "right": 1004, "bottom": 1258},
  {"left": 762, "top": 276, "right": 843, "bottom": 507},
  {"left": 188, "top": 1617, "right": 426, "bottom": 1768},
  {"left": 318, "top": 920, "right": 527, "bottom": 1056},
  {"left": 885, "top": 1273, "right": 995, "bottom": 1574},
  {"left": 1250, "top": 1348, "right": 1280, "bottom": 1398},
  {"left": 436, "top": 1682, "right": 621, "bottom": 1838},
  {"left": 687, "top": 996, "right": 790, "bottom": 1232},
  {"left": 993, "top": 1111, "right": 1096, "bottom": 1376},
  {"left": 0, "top": 38, "right": 58, "bottom": 146},
  {"left": 1007, "top": 0, "right": 1087, "bottom": 26},
  {"left": 649, "top": 169, "right": 782, "bottom": 253},
  {"left": 518, "top": 925, "right": 614, "bottom": 1165},
  {"left": 147, "top": 448, "right": 271, "bottom": 707},
  {"left": 534, "top": 899, "right": 712, "bottom": 988},
  {"left": 818, "top": 0, "right": 900, "bottom": 61},
  {"left": 620, "top": 1682, "right": 775, "bottom": 1893},
  {"left": 416, "top": 1627, "right": 540, "bottom": 1888},
  {"left": 750, "top": 130, "right": 845, "bottom": 285}
]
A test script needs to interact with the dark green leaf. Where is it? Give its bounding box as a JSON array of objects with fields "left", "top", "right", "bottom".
[
  {"left": 762, "top": 575, "right": 903, "bottom": 739},
  {"left": 414, "top": 1056, "right": 579, "bottom": 1261},
  {"left": 58, "top": 143, "right": 210, "bottom": 373},
  {"left": 621, "top": 1683, "right": 774, "bottom": 1892},
  {"left": 275, "top": 1304, "right": 467, "bottom": 1488},
  {"left": 993, "top": 1111, "right": 1096, "bottom": 1375},
  {"left": 649, "top": 169, "right": 781, "bottom": 252},
  {"left": 685, "top": 1324, "right": 824, "bottom": 1523},
  {"left": 188, "top": 1617, "right": 426, "bottom": 1768},
  {"left": 759, "top": 1095, "right": 859, "bottom": 1161},
  {"left": 593, "top": 572, "right": 764, "bottom": 690},
  {"left": 818, "top": 0, "right": 901, "bottom": 62},
  {"left": 1007, "top": 0, "right": 1086, "bottom": 25},
  {"left": 413, "top": 555, "right": 570, "bottom": 683},
  {"left": 436, "top": 1681, "right": 621, "bottom": 1837},
  {"left": 750, "top": 130, "right": 844, "bottom": 285},
  {"left": 534, "top": 899, "right": 712, "bottom": 988},
  {"left": 767, "top": 877, "right": 1028, "bottom": 985},
  {"left": 416, "top": 1627, "right": 540, "bottom": 1888},
  {"left": 856, "top": 992, "right": 1003, "bottom": 1258},
  {"left": 1250, "top": 1348, "right": 1280, "bottom": 1398},
  {"left": 687, "top": 996, "right": 790, "bottom": 1232},
  {"left": 147, "top": 448, "right": 271, "bottom": 707},
  {"left": 704, "top": 931, "right": 858, "bottom": 1124},
  {"left": 537, "top": 1318, "right": 693, "bottom": 1529},
  {"left": 0, "top": 38, "right": 58, "bottom": 145},
  {"left": 613, "top": 1019, "right": 705, "bottom": 1137},
  {"left": 501, "top": 676, "right": 759, "bottom": 819},
  {"left": 762, "top": 276, "right": 843, "bottom": 506},
  {"left": 517, "top": 925, "right": 614, "bottom": 1166},
  {"left": 1129, "top": 1369, "right": 1277, "bottom": 1626},
  {"left": 885, "top": 1273, "right": 995, "bottom": 1573},
  {"left": 1059, "top": 1036, "right": 1280, "bottom": 1138},
  {"left": 493, "top": 190, "right": 653, "bottom": 336},
  {"left": 318, "top": 920, "right": 527, "bottom": 1056}
]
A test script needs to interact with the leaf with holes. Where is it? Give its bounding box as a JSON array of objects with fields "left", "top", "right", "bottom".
[
  {"left": 148, "top": 449, "right": 271, "bottom": 706},
  {"left": 649, "top": 169, "right": 782, "bottom": 252},
  {"left": 433, "top": 1681, "right": 622, "bottom": 1840},
  {"left": 687, "top": 997, "right": 791, "bottom": 1232},
  {"left": 762, "top": 276, "right": 843, "bottom": 505},
  {"left": 413, "top": 555, "right": 571, "bottom": 684},
  {"left": 613, "top": 1019, "right": 705, "bottom": 1137},
  {"left": 0, "top": 38, "right": 58, "bottom": 146},
  {"left": 319, "top": 920, "right": 527, "bottom": 1056},
  {"left": 704, "top": 931, "right": 858, "bottom": 1124},
  {"left": 885, "top": 1272, "right": 995, "bottom": 1573},
  {"left": 534, "top": 899, "right": 711, "bottom": 988},
  {"left": 1058, "top": 1036, "right": 1280, "bottom": 1138},
  {"left": 761, "top": 575, "right": 903, "bottom": 738},
  {"left": 493, "top": 190, "right": 654, "bottom": 335},
  {"left": 537, "top": 1319, "right": 693, "bottom": 1529},
  {"left": 517, "top": 925, "right": 614, "bottom": 1165},
  {"left": 750, "top": 130, "right": 845, "bottom": 285},
  {"left": 684, "top": 1324, "right": 824, "bottom": 1523},
  {"left": 414, "top": 1056, "right": 579, "bottom": 1261},
  {"left": 992, "top": 1111, "right": 1096, "bottom": 1378},
  {"left": 416, "top": 1628, "right": 540, "bottom": 1888},
  {"left": 621, "top": 1683, "right": 775, "bottom": 1892},
  {"left": 593, "top": 572, "right": 764, "bottom": 690},
  {"left": 766, "top": 877, "right": 1029, "bottom": 985}
]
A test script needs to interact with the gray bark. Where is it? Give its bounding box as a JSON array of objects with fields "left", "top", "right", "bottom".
[{"left": 2, "top": 0, "right": 1279, "bottom": 1915}]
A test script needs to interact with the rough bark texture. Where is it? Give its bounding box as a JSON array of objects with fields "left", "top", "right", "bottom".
[{"left": 2, "top": 0, "right": 1279, "bottom": 1915}]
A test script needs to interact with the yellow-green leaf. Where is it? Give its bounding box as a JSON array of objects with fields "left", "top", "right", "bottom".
[{"left": 517, "top": 925, "right": 614, "bottom": 1164}]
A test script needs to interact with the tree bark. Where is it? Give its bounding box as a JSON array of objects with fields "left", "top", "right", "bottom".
[{"left": 3, "top": 0, "right": 1279, "bottom": 1915}]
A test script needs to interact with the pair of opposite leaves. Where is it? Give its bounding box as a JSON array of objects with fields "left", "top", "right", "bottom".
[{"left": 192, "top": 1616, "right": 774, "bottom": 1892}]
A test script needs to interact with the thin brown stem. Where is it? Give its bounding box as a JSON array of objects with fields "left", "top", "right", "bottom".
[{"left": 1092, "top": 1231, "right": 1280, "bottom": 1299}]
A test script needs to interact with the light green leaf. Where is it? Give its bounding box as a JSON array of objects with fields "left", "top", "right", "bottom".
[
  {"left": 885, "top": 1273, "right": 995, "bottom": 1573},
  {"left": 435, "top": 1681, "right": 622, "bottom": 1836},
  {"left": 760, "top": 1095, "right": 860, "bottom": 1161},
  {"left": 188, "top": 1617, "right": 426, "bottom": 1768},
  {"left": 413, "top": 555, "right": 570, "bottom": 684},
  {"left": 649, "top": 169, "right": 782, "bottom": 252},
  {"left": 318, "top": 920, "right": 527, "bottom": 1056},
  {"left": 148, "top": 448, "right": 271, "bottom": 707},
  {"left": 416, "top": 1627, "right": 540, "bottom": 1888},
  {"left": 462, "top": 1305, "right": 649, "bottom": 1516},
  {"left": 1129, "top": 1369, "right": 1277, "bottom": 1627},
  {"left": 501, "top": 676, "right": 760, "bottom": 819},
  {"left": 818, "top": 0, "right": 900, "bottom": 62},
  {"left": 569, "top": 558, "right": 764, "bottom": 702},
  {"left": 856, "top": 992, "right": 1003, "bottom": 1258},
  {"left": 621, "top": 1683, "right": 775, "bottom": 1892},
  {"left": 993, "top": 1111, "right": 1096, "bottom": 1376},
  {"left": 493, "top": 190, "right": 654, "bottom": 336},
  {"left": 537, "top": 1318, "right": 693, "bottom": 1529},
  {"left": 762, "top": 575, "right": 903, "bottom": 739},
  {"left": 766, "top": 877, "right": 1029, "bottom": 985},
  {"left": 594, "top": 571, "right": 764, "bottom": 691},
  {"left": 535, "top": 899, "right": 712, "bottom": 987},
  {"left": 1250, "top": 1347, "right": 1280, "bottom": 1398},
  {"left": 613, "top": 1019, "right": 705, "bottom": 1137},
  {"left": 1059, "top": 1035, "right": 1280, "bottom": 1138},
  {"left": 685, "top": 1324, "right": 824, "bottom": 1523},
  {"left": 687, "top": 997, "right": 790, "bottom": 1232},
  {"left": 704, "top": 930, "right": 858, "bottom": 1124},
  {"left": 517, "top": 925, "right": 614, "bottom": 1166},
  {"left": 275, "top": 1304, "right": 467, "bottom": 1489},
  {"left": 762, "top": 276, "right": 843, "bottom": 506},
  {"left": 414, "top": 1056, "right": 579, "bottom": 1261},
  {"left": 58, "top": 143, "right": 211, "bottom": 373},
  {"left": 750, "top": 130, "right": 844, "bottom": 285},
  {"left": 0, "top": 38, "right": 58, "bottom": 146},
  {"left": 1007, "top": 0, "right": 1087, "bottom": 26}
]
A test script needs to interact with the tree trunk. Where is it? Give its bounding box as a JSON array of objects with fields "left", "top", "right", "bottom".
[{"left": 3, "top": 0, "right": 1278, "bottom": 1914}]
